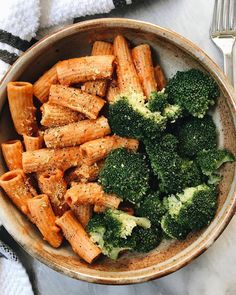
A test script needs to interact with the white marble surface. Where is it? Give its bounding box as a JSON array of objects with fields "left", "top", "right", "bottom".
[{"left": 1, "top": 0, "right": 236, "bottom": 294}]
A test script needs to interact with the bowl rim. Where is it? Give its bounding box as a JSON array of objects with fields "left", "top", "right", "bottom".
[{"left": 0, "top": 18, "right": 236, "bottom": 285}]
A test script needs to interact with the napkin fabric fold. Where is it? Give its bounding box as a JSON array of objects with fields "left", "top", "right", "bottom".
[
  {"left": 0, "top": 0, "right": 132, "bottom": 79},
  {"left": 0, "top": 240, "right": 34, "bottom": 295}
]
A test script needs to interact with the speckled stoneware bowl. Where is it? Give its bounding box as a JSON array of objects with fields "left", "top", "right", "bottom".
[{"left": 0, "top": 18, "right": 235, "bottom": 284}]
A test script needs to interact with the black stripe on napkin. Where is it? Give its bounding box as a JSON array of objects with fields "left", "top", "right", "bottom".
[
  {"left": 0, "top": 30, "right": 37, "bottom": 52},
  {"left": 0, "top": 49, "right": 18, "bottom": 65},
  {"left": 113, "top": 0, "right": 127, "bottom": 8}
]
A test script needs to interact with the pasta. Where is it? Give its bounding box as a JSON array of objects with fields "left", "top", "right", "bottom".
[
  {"left": 132, "top": 44, "right": 157, "bottom": 97},
  {"left": 82, "top": 41, "right": 113, "bottom": 97},
  {"left": 41, "top": 103, "right": 84, "bottom": 127},
  {"left": 71, "top": 204, "right": 93, "bottom": 228},
  {"left": 93, "top": 204, "right": 106, "bottom": 213},
  {"left": 1, "top": 140, "right": 23, "bottom": 170},
  {"left": 22, "top": 146, "right": 82, "bottom": 173},
  {"left": 7, "top": 82, "right": 38, "bottom": 136},
  {"left": 57, "top": 55, "right": 115, "bottom": 86},
  {"left": 33, "top": 62, "right": 60, "bottom": 103},
  {"left": 55, "top": 211, "right": 101, "bottom": 263},
  {"left": 80, "top": 135, "right": 139, "bottom": 166},
  {"left": 65, "top": 161, "right": 103, "bottom": 183},
  {"left": 37, "top": 169, "right": 69, "bottom": 216},
  {"left": 27, "top": 194, "right": 63, "bottom": 248},
  {"left": 154, "top": 65, "right": 166, "bottom": 90},
  {"left": 0, "top": 169, "right": 36, "bottom": 219},
  {"left": 23, "top": 134, "right": 44, "bottom": 151},
  {"left": 48, "top": 84, "right": 105, "bottom": 119},
  {"left": 114, "top": 35, "right": 144, "bottom": 96},
  {"left": 106, "top": 79, "right": 120, "bottom": 103},
  {"left": 44, "top": 116, "right": 111, "bottom": 149},
  {"left": 65, "top": 182, "right": 121, "bottom": 208}
]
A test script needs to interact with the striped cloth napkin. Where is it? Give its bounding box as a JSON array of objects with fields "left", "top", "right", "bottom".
[
  {"left": 0, "top": 1, "right": 134, "bottom": 294},
  {"left": 0, "top": 0, "right": 133, "bottom": 80}
]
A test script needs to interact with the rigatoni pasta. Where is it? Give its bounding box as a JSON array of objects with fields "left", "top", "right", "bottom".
[
  {"left": 41, "top": 103, "right": 84, "bottom": 127},
  {"left": 23, "top": 134, "right": 44, "bottom": 151},
  {"left": 71, "top": 204, "right": 93, "bottom": 228},
  {"left": 22, "top": 146, "right": 82, "bottom": 173},
  {"left": 27, "top": 194, "right": 63, "bottom": 248},
  {"left": 33, "top": 62, "right": 59, "bottom": 103},
  {"left": 80, "top": 135, "right": 139, "bottom": 165},
  {"left": 48, "top": 84, "right": 105, "bottom": 119},
  {"left": 1, "top": 140, "right": 23, "bottom": 170},
  {"left": 154, "top": 65, "right": 166, "bottom": 90},
  {"left": 7, "top": 82, "right": 38, "bottom": 136},
  {"left": 55, "top": 211, "right": 101, "bottom": 263},
  {"left": 65, "top": 161, "right": 103, "bottom": 183},
  {"left": 114, "top": 35, "right": 144, "bottom": 96},
  {"left": 132, "top": 44, "right": 157, "bottom": 97},
  {"left": 82, "top": 41, "right": 113, "bottom": 97},
  {"left": 106, "top": 79, "right": 120, "bottom": 103},
  {"left": 57, "top": 55, "right": 115, "bottom": 86},
  {"left": 37, "top": 169, "right": 68, "bottom": 216},
  {"left": 0, "top": 169, "right": 36, "bottom": 219},
  {"left": 44, "top": 116, "right": 111, "bottom": 149},
  {"left": 65, "top": 182, "right": 121, "bottom": 208}
]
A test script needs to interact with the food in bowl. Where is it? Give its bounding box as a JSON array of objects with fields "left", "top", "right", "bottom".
[{"left": 0, "top": 35, "right": 234, "bottom": 264}]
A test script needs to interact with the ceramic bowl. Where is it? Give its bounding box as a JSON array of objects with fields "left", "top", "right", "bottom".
[{"left": 0, "top": 18, "right": 235, "bottom": 284}]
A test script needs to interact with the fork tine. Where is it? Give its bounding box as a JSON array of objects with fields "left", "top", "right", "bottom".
[
  {"left": 218, "top": 0, "right": 224, "bottom": 31},
  {"left": 229, "top": 0, "right": 235, "bottom": 30},
  {"left": 223, "top": 0, "right": 230, "bottom": 30},
  {"left": 211, "top": 0, "right": 218, "bottom": 32}
]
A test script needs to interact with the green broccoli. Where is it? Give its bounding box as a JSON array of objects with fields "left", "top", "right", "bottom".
[
  {"left": 148, "top": 91, "right": 168, "bottom": 112},
  {"left": 87, "top": 213, "right": 134, "bottom": 260},
  {"left": 161, "top": 213, "right": 190, "bottom": 240},
  {"left": 161, "top": 184, "right": 217, "bottom": 239},
  {"left": 145, "top": 134, "right": 203, "bottom": 194},
  {"left": 99, "top": 148, "right": 150, "bottom": 204},
  {"left": 196, "top": 149, "right": 235, "bottom": 184},
  {"left": 131, "top": 226, "right": 163, "bottom": 252},
  {"left": 163, "top": 104, "right": 182, "bottom": 123},
  {"left": 148, "top": 91, "right": 182, "bottom": 123},
  {"left": 105, "top": 208, "right": 151, "bottom": 239},
  {"left": 109, "top": 94, "right": 167, "bottom": 140},
  {"left": 87, "top": 209, "right": 150, "bottom": 260},
  {"left": 135, "top": 191, "right": 166, "bottom": 225},
  {"left": 177, "top": 116, "right": 217, "bottom": 157},
  {"left": 165, "top": 69, "right": 219, "bottom": 118}
]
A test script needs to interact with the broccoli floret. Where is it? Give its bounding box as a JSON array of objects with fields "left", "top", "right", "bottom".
[
  {"left": 87, "top": 210, "right": 150, "bottom": 260},
  {"left": 181, "top": 160, "right": 203, "bottom": 188},
  {"left": 148, "top": 91, "right": 182, "bottom": 123},
  {"left": 196, "top": 149, "right": 235, "bottom": 184},
  {"left": 177, "top": 116, "right": 217, "bottom": 157},
  {"left": 145, "top": 134, "right": 203, "bottom": 194},
  {"left": 161, "top": 184, "right": 217, "bottom": 239},
  {"left": 131, "top": 226, "right": 163, "bottom": 252},
  {"left": 87, "top": 214, "right": 134, "bottom": 260},
  {"left": 105, "top": 209, "right": 151, "bottom": 239},
  {"left": 99, "top": 148, "right": 150, "bottom": 204},
  {"left": 166, "top": 69, "right": 219, "bottom": 118},
  {"left": 163, "top": 104, "right": 182, "bottom": 123},
  {"left": 109, "top": 94, "right": 167, "bottom": 140},
  {"left": 161, "top": 214, "right": 190, "bottom": 240},
  {"left": 148, "top": 91, "right": 168, "bottom": 112},
  {"left": 155, "top": 133, "right": 179, "bottom": 152},
  {"left": 135, "top": 191, "right": 166, "bottom": 225}
]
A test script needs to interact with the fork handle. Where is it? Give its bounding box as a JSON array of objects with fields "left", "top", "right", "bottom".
[{"left": 223, "top": 52, "right": 234, "bottom": 85}]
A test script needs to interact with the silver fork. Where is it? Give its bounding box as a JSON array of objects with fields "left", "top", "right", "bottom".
[{"left": 210, "top": 0, "right": 236, "bottom": 85}]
